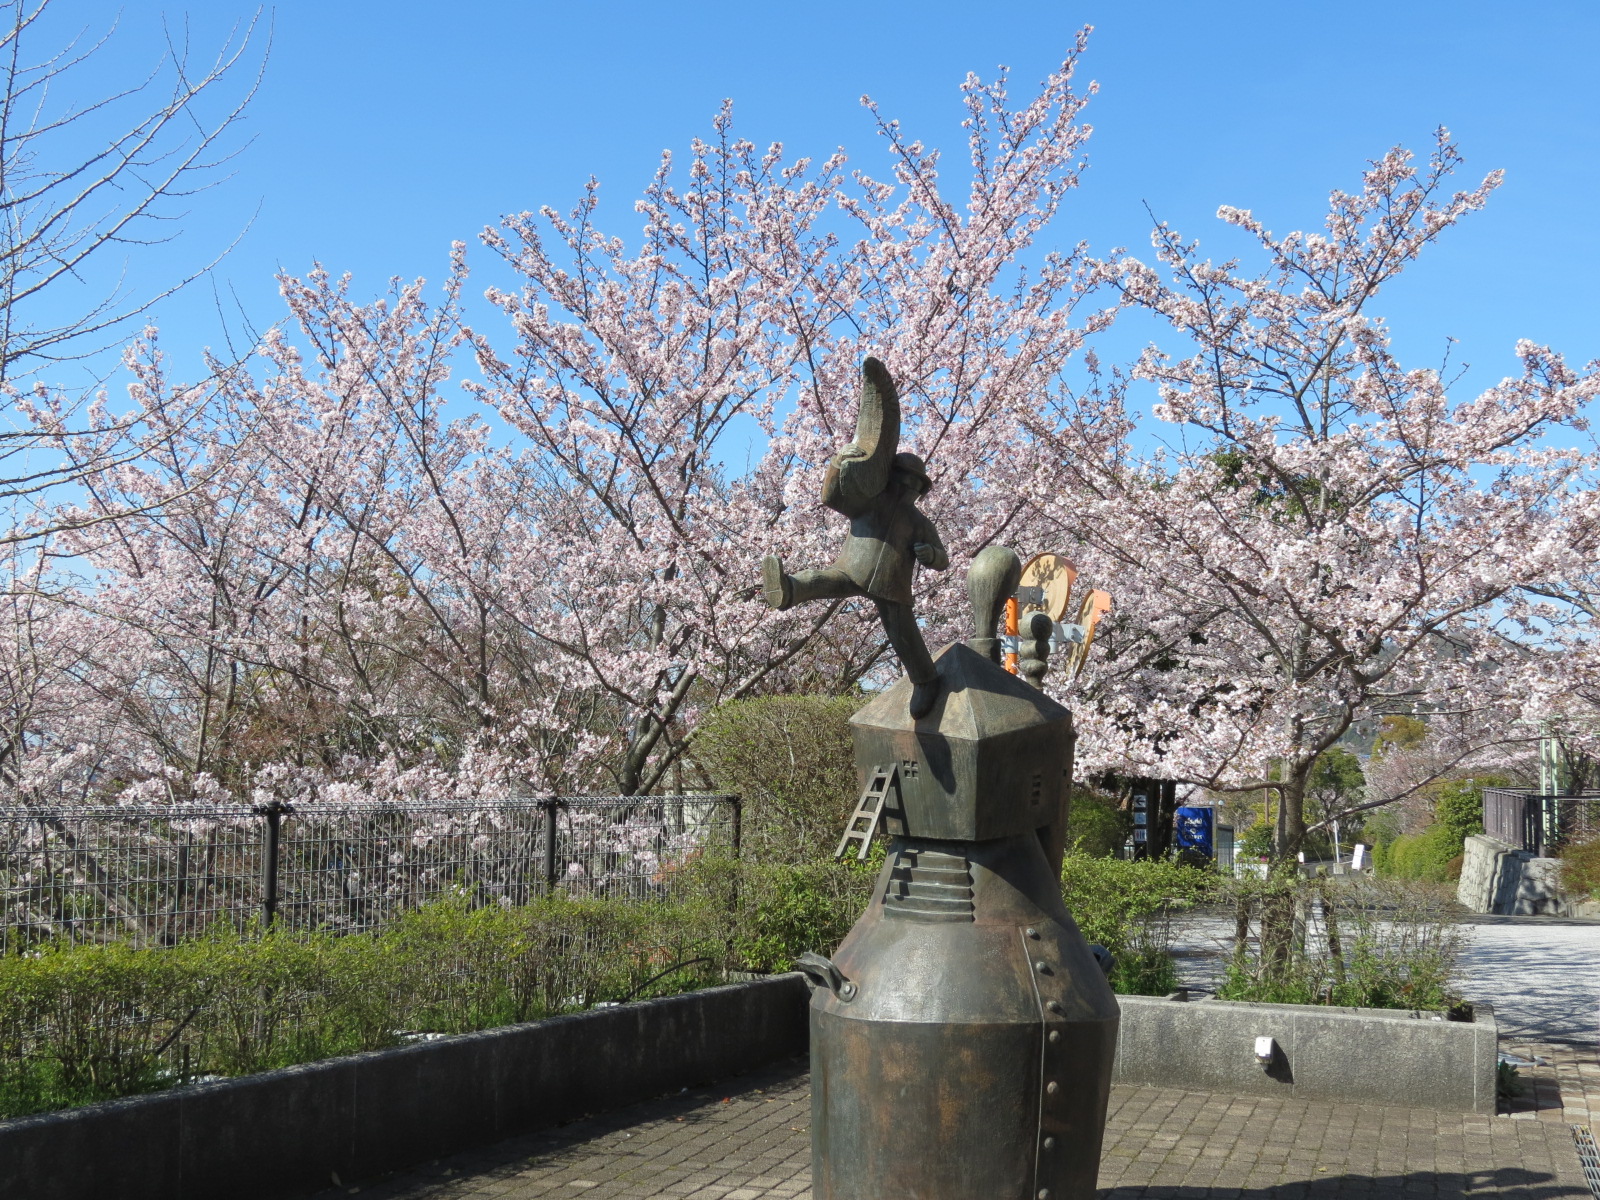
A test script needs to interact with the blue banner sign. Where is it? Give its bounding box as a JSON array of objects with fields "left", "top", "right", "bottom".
[{"left": 1173, "top": 806, "right": 1216, "bottom": 859}]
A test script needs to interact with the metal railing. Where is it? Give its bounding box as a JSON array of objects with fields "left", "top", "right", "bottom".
[
  {"left": 1482, "top": 788, "right": 1600, "bottom": 855},
  {"left": 0, "top": 794, "right": 739, "bottom": 952}
]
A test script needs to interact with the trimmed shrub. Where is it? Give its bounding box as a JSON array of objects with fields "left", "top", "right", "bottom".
[
  {"left": 1435, "top": 777, "right": 1491, "bottom": 839},
  {"left": 1385, "top": 824, "right": 1467, "bottom": 882},
  {"left": 693, "top": 694, "right": 862, "bottom": 862},
  {"left": 0, "top": 940, "right": 206, "bottom": 1114},
  {"left": 0, "top": 892, "right": 728, "bottom": 1120},
  {"left": 1063, "top": 788, "right": 1130, "bottom": 857},
  {"left": 1238, "top": 819, "right": 1274, "bottom": 861},
  {"left": 726, "top": 857, "right": 879, "bottom": 973},
  {"left": 1561, "top": 837, "right": 1600, "bottom": 901},
  {"left": 1381, "top": 776, "right": 1500, "bottom": 882},
  {"left": 1060, "top": 855, "right": 1215, "bottom": 995}
]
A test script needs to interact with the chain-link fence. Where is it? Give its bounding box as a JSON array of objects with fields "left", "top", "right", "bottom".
[{"left": 0, "top": 794, "right": 739, "bottom": 951}]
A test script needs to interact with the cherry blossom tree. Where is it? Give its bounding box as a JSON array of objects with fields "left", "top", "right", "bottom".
[
  {"left": 1035, "top": 130, "right": 1598, "bottom": 860},
  {"left": 14, "top": 40, "right": 1600, "bottom": 848},
  {"left": 0, "top": 0, "right": 265, "bottom": 553},
  {"left": 23, "top": 40, "right": 1113, "bottom": 803},
  {"left": 465, "top": 40, "right": 1110, "bottom": 794}
]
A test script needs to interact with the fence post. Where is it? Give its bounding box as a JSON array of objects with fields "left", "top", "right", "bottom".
[
  {"left": 259, "top": 801, "right": 285, "bottom": 929},
  {"left": 542, "top": 797, "right": 560, "bottom": 894},
  {"left": 730, "top": 794, "right": 743, "bottom": 862}
]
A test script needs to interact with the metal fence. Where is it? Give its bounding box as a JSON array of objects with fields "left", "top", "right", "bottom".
[
  {"left": 0, "top": 794, "right": 739, "bottom": 952},
  {"left": 1482, "top": 788, "right": 1600, "bottom": 855}
]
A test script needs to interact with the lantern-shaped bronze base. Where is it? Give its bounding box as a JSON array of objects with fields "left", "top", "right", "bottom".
[
  {"left": 809, "top": 830, "right": 1117, "bottom": 1200},
  {"left": 805, "top": 641, "right": 1119, "bottom": 1200}
]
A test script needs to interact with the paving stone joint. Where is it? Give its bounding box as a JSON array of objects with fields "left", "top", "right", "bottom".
[{"left": 330, "top": 1055, "right": 1598, "bottom": 1200}]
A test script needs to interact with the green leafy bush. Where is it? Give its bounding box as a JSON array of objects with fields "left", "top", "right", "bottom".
[
  {"left": 1108, "top": 948, "right": 1180, "bottom": 996},
  {"left": 193, "top": 930, "right": 396, "bottom": 1076},
  {"left": 1217, "top": 875, "right": 1462, "bottom": 1010},
  {"left": 1380, "top": 776, "right": 1498, "bottom": 882},
  {"left": 1435, "top": 778, "right": 1491, "bottom": 839},
  {"left": 1060, "top": 855, "right": 1215, "bottom": 995},
  {"left": 0, "top": 940, "right": 206, "bottom": 1114},
  {"left": 693, "top": 694, "right": 862, "bottom": 862},
  {"left": 685, "top": 692, "right": 883, "bottom": 972},
  {"left": 0, "top": 893, "right": 728, "bottom": 1120},
  {"left": 1497, "top": 1059, "right": 1527, "bottom": 1103},
  {"left": 1238, "top": 819, "right": 1274, "bottom": 860},
  {"left": 730, "top": 858, "right": 878, "bottom": 972},
  {"left": 1384, "top": 824, "right": 1467, "bottom": 882},
  {"left": 1063, "top": 788, "right": 1130, "bottom": 857},
  {"left": 1560, "top": 837, "right": 1600, "bottom": 901}
]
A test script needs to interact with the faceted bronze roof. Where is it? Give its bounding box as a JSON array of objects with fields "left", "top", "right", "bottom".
[
  {"left": 848, "top": 643, "right": 1073, "bottom": 841},
  {"left": 850, "top": 641, "right": 1070, "bottom": 740}
]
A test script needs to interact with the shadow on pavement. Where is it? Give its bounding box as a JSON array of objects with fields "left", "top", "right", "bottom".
[
  {"left": 1455, "top": 925, "right": 1600, "bottom": 1043},
  {"left": 1100, "top": 1166, "right": 1586, "bottom": 1199},
  {"left": 315, "top": 1057, "right": 811, "bottom": 1199}
]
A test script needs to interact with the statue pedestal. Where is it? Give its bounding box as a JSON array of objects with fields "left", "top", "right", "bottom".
[{"left": 805, "top": 644, "right": 1119, "bottom": 1200}]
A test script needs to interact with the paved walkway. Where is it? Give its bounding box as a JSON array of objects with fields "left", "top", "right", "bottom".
[
  {"left": 322, "top": 915, "right": 1600, "bottom": 1200},
  {"left": 1455, "top": 920, "right": 1600, "bottom": 1046},
  {"left": 1501, "top": 1041, "right": 1600, "bottom": 1126},
  {"left": 322, "top": 1057, "right": 1597, "bottom": 1200},
  {"left": 1167, "top": 915, "right": 1600, "bottom": 1047}
]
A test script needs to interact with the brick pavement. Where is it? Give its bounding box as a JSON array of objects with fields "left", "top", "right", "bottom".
[
  {"left": 317, "top": 1055, "right": 1597, "bottom": 1200},
  {"left": 1501, "top": 1042, "right": 1600, "bottom": 1125}
]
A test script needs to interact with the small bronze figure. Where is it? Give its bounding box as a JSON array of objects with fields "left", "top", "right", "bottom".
[
  {"left": 762, "top": 357, "right": 949, "bottom": 717},
  {"left": 1018, "top": 609, "right": 1056, "bottom": 690}
]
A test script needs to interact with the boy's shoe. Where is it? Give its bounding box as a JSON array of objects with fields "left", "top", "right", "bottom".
[{"left": 762, "top": 554, "right": 793, "bottom": 611}]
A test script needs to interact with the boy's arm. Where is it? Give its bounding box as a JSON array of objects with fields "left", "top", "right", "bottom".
[{"left": 913, "top": 514, "right": 949, "bottom": 571}]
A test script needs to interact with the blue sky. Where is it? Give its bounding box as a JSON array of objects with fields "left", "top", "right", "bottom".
[{"left": 31, "top": 0, "right": 1600, "bottom": 444}]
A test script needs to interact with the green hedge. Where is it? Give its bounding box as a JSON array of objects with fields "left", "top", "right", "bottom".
[
  {"left": 1375, "top": 776, "right": 1495, "bottom": 882},
  {"left": 693, "top": 693, "right": 862, "bottom": 862},
  {"left": 0, "top": 894, "right": 726, "bottom": 1120},
  {"left": 1378, "top": 824, "right": 1466, "bottom": 882},
  {"left": 1063, "top": 789, "right": 1131, "bottom": 858},
  {"left": 1060, "top": 853, "right": 1216, "bottom": 995},
  {"left": 1562, "top": 837, "right": 1600, "bottom": 901}
]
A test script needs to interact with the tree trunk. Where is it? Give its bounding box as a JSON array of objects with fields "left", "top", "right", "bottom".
[{"left": 1258, "top": 765, "right": 1312, "bottom": 981}]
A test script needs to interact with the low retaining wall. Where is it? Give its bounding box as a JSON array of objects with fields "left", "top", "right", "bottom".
[
  {"left": 1458, "top": 833, "right": 1600, "bottom": 916},
  {"left": 0, "top": 969, "right": 1508, "bottom": 1198},
  {"left": 0, "top": 973, "right": 808, "bottom": 1200},
  {"left": 1114, "top": 994, "right": 1498, "bottom": 1113}
]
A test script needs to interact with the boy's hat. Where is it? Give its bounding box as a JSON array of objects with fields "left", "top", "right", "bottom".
[{"left": 894, "top": 452, "right": 931, "bottom": 493}]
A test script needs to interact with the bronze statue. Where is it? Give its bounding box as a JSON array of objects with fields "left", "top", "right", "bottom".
[
  {"left": 765, "top": 374, "right": 1119, "bottom": 1200},
  {"left": 762, "top": 357, "right": 949, "bottom": 717},
  {"left": 800, "top": 545, "right": 1117, "bottom": 1200}
]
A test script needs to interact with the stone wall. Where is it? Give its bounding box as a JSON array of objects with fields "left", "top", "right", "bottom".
[
  {"left": 1114, "top": 995, "right": 1498, "bottom": 1114},
  {"left": 0, "top": 974, "right": 809, "bottom": 1200},
  {"left": 1458, "top": 833, "right": 1600, "bottom": 916},
  {"left": 0, "top": 972, "right": 1528, "bottom": 1200}
]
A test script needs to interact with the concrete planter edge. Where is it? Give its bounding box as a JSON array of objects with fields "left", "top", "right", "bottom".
[
  {"left": 0, "top": 973, "right": 809, "bottom": 1200},
  {"left": 1113, "top": 992, "right": 1497, "bottom": 1114}
]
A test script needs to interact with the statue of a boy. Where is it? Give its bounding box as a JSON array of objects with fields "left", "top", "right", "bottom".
[{"left": 762, "top": 357, "right": 949, "bottom": 717}]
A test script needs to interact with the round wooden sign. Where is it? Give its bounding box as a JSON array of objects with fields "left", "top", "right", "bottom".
[{"left": 1015, "top": 552, "right": 1076, "bottom": 621}]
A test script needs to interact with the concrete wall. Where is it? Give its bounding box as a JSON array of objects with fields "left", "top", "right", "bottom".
[
  {"left": 1458, "top": 833, "right": 1600, "bottom": 916},
  {"left": 0, "top": 971, "right": 1511, "bottom": 1199},
  {"left": 1457, "top": 833, "right": 1505, "bottom": 912},
  {"left": 1113, "top": 994, "right": 1498, "bottom": 1114},
  {"left": 0, "top": 974, "right": 808, "bottom": 1200}
]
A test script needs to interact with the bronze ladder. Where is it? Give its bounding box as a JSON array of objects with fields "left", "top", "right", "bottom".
[{"left": 835, "top": 764, "right": 897, "bottom": 861}]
